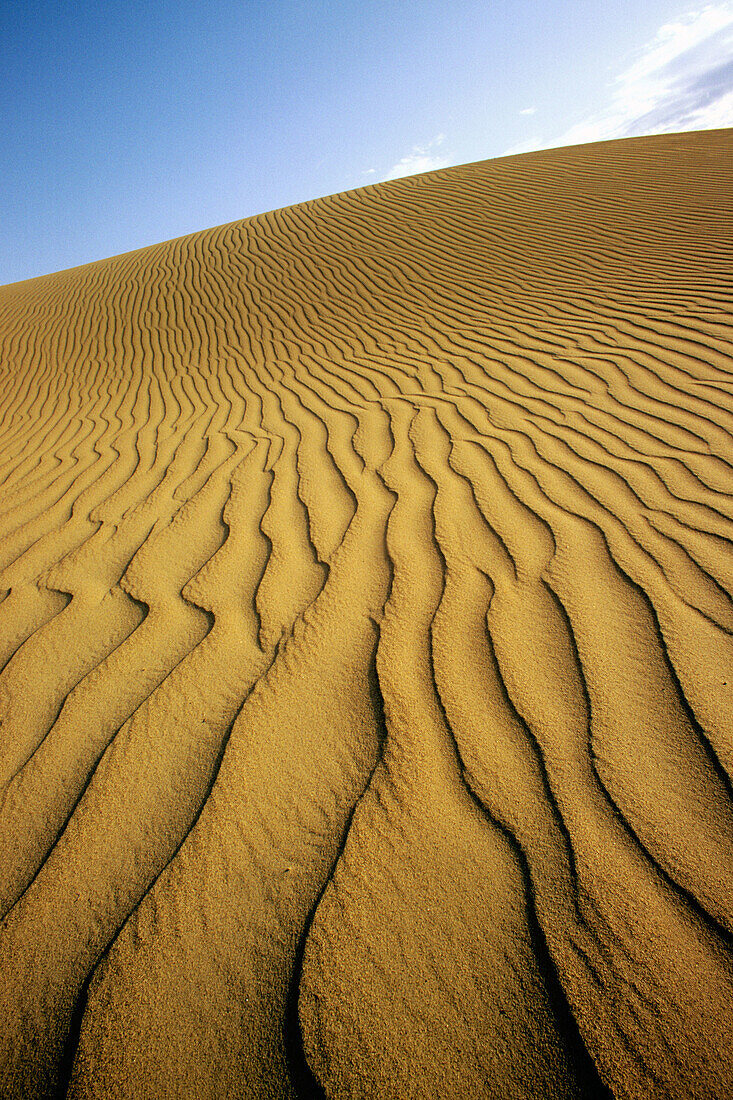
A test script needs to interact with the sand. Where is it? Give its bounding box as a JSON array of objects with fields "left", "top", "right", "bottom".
[{"left": 0, "top": 128, "right": 732, "bottom": 1099}]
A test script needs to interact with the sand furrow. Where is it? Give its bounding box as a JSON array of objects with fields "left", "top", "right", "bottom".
[{"left": 0, "top": 128, "right": 731, "bottom": 1098}]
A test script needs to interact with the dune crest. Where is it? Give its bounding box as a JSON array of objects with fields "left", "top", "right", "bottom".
[{"left": 1, "top": 129, "right": 732, "bottom": 1099}]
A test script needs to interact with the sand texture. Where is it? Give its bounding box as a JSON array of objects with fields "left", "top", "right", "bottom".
[{"left": 1, "top": 128, "right": 732, "bottom": 1099}]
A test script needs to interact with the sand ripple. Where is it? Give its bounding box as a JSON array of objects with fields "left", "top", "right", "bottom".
[{"left": 0, "top": 129, "right": 732, "bottom": 1099}]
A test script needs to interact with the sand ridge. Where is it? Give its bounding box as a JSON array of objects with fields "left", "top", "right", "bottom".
[{"left": 0, "top": 128, "right": 732, "bottom": 1098}]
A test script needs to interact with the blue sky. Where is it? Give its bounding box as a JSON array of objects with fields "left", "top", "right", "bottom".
[{"left": 1, "top": 1, "right": 732, "bottom": 285}]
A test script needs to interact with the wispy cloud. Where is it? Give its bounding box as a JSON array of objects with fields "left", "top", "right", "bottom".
[
  {"left": 382, "top": 134, "right": 450, "bottom": 181},
  {"left": 502, "top": 3, "right": 733, "bottom": 156},
  {"left": 519, "top": 106, "right": 537, "bottom": 116},
  {"left": 500, "top": 137, "right": 544, "bottom": 157}
]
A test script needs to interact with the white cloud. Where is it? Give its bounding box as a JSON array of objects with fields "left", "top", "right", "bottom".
[
  {"left": 501, "top": 3, "right": 733, "bottom": 156},
  {"left": 382, "top": 134, "right": 450, "bottom": 181},
  {"left": 519, "top": 106, "right": 537, "bottom": 116}
]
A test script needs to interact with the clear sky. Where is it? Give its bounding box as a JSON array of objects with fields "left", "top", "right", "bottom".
[{"left": 2, "top": 0, "right": 732, "bottom": 285}]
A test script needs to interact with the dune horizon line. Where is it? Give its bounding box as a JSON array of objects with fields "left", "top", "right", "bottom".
[{"left": 7, "top": 126, "right": 731, "bottom": 292}]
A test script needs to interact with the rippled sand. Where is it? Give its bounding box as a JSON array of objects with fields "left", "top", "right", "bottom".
[{"left": 1, "top": 129, "right": 732, "bottom": 1099}]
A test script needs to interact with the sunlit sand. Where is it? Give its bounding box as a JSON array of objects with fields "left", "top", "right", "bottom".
[{"left": 1, "top": 128, "right": 732, "bottom": 1099}]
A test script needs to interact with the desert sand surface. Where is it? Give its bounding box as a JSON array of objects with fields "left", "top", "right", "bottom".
[{"left": 0, "top": 128, "right": 732, "bottom": 1099}]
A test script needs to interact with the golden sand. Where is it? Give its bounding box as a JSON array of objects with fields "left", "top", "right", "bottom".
[{"left": 0, "top": 129, "right": 732, "bottom": 1098}]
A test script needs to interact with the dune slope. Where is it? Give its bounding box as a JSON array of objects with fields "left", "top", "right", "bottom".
[{"left": 0, "top": 129, "right": 732, "bottom": 1099}]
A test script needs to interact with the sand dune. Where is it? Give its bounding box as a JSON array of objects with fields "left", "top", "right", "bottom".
[{"left": 1, "top": 128, "right": 732, "bottom": 1098}]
